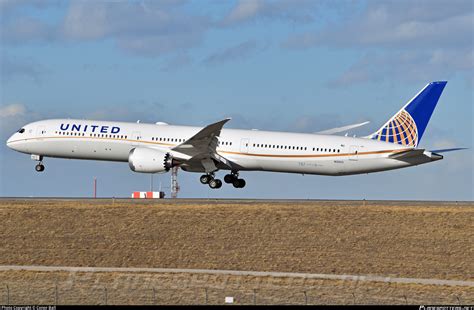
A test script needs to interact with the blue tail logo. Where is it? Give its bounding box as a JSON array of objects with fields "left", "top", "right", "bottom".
[{"left": 369, "top": 81, "right": 447, "bottom": 148}]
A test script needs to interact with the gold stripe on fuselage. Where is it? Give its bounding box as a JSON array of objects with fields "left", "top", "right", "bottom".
[{"left": 9, "top": 136, "right": 411, "bottom": 159}]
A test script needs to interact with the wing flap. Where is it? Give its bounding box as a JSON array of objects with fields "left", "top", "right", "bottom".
[
  {"left": 172, "top": 118, "right": 230, "bottom": 157},
  {"left": 172, "top": 118, "right": 234, "bottom": 172}
]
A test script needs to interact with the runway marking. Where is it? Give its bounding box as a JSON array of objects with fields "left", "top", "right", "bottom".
[{"left": 0, "top": 265, "right": 472, "bottom": 287}]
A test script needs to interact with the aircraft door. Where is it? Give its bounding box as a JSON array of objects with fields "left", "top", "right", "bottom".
[
  {"left": 36, "top": 126, "right": 46, "bottom": 137},
  {"left": 349, "top": 145, "right": 359, "bottom": 161},
  {"left": 132, "top": 131, "right": 141, "bottom": 146},
  {"left": 240, "top": 138, "right": 250, "bottom": 154}
]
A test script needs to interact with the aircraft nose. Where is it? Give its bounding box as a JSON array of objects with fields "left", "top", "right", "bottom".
[{"left": 6, "top": 134, "right": 15, "bottom": 149}]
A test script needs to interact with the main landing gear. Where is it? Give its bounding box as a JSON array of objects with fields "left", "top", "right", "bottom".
[
  {"left": 200, "top": 171, "right": 245, "bottom": 189},
  {"left": 224, "top": 171, "right": 246, "bottom": 188},
  {"left": 200, "top": 173, "right": 222, "bottom": 189}
]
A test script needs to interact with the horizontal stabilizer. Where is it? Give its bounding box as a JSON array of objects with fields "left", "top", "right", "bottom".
[
  {"left": 430, "top": 148, "right": 468, "bottom": 153},
  {"left": 389, "top": 148, "right": 444, "bottom": 162},
  {"left": 316, "top": 121, "right": 370, "bottom": 135},
  {"left": 389, "top": 148, "right": 425, "bottom": 160}
]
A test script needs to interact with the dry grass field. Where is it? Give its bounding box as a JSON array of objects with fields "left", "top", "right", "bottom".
[
  {"left": 1, "top": 269, "right": 472, "bottom": 305},
  {"left": 0, "top": 199, "right": 472, "bottom": 304}
]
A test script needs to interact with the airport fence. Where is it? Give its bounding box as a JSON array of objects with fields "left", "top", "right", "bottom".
[{"left": 1, "top": 283, "right": 469, "bottom": 305}]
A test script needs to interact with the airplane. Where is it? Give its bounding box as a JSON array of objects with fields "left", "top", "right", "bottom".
[{"left": 6, "top": 81, "right": 465, "bottom": 189}]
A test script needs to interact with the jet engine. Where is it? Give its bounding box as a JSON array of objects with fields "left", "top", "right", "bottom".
[{"left": 128, "top": 147, "right": 173, "bottom": 173}]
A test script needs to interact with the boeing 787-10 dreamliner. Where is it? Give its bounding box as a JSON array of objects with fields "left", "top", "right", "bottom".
[{"left": 6, "top": 81, "right": 464, "bottom": 189}]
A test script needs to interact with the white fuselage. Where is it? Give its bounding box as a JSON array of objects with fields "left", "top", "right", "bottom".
[{"left": 6, "top": 119, "right": 439, "bottom": 176}]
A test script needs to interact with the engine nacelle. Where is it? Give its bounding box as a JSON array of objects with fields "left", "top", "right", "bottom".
[{"left": 128, "top": 147, "right": 172, "bottom": 173}]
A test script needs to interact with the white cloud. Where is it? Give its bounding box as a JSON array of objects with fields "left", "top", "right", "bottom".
[
  {"left": 1, "top": 0, "right": 211, "bottom": 57},
  {"left": 0, "top": 104, "right": 26, "bottom": 118},
  {"left": 0, "top": 103, "right": 31, "bottom": 140},
  {"left": 58, "top": 1, "right": 210, "bottom": 56},
  {"left": 161, "top": 53, "right": 193, "bottom": 72},
  {"left": 281, "top": 0, "right": 474, "bottom": 87},
  {"left": 1, "top": 16, "right": 55, "bottom": 44},
  {"left": 220, "top": 0, "right": 318, "bottom": 26},
  {"left": 283, "top": 0, "right": 473, "bottom": 49},
  {"left": 1, "top": 55, "right": 46, "bottom": 83},
  {"left": 61, "top": 1, "right": 108, "bottom": 40},
  {"left": 203, "top": 40, "right": 265, "bottom": 65},
  {"left": 223, "top": 0, "right": 265, "bottom": 25},
  {"left": 327, "top": 49, "right": 472, "bottom": 88}
]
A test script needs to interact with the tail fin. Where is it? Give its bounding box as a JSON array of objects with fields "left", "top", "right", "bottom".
[{"left": 368, "top": 81, "right": 447, "bottom": 147}]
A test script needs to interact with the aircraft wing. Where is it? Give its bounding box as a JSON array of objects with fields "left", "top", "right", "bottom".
[
  {"left": 316, "top": 121, "right": 370, "bottom": 135},
  {"left": 171, "top": 118, "right": 234, "bottom": 172}
]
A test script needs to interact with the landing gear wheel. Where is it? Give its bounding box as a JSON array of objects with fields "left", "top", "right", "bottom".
[
  {"left": 224, "top": 174, "right": 235, "bottom": 184},
  {"left": 209, "top": 179, "right": 222, "bottom": 189},
  {"left": 35, "top": 163, "right": 45, "bottom": 172},
  {"left": 200, "top": 174, "right": 211, "bottom": 184},
  {"left": 233, "top": 178, "right": 246, "bottom": 188}
]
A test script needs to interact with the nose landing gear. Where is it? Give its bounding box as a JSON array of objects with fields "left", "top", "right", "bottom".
[
  {"left": 32, "top": 155, "right": 45, "bottom": 172},
  {"left": 35, "top": 163, "right": 45, "bottom": 172}
]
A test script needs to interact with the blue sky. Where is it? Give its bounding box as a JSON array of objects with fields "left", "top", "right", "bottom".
[{"left": 1, "top": 0, "right": 472, "bottom": 200}]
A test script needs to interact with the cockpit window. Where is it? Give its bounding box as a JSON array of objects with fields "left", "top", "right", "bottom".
[{"left": 18, "top": 128, "right": 25, "bottom": 133}]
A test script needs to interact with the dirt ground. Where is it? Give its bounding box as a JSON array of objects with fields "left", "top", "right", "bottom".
[{"left": 0, "top": 199, "right": 472, "bottom": 304}]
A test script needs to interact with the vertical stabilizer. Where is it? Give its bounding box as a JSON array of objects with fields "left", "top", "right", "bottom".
[{"left": 369, "top": 81, "right": 447, "bottom": 147}]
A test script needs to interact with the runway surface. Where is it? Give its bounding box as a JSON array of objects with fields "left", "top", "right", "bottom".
[
  {"left": 1, "top": 197, "right": 471, "bottom": 205},
  {"left": 1, "top": 265, "right": 472, "bottom": 287}
]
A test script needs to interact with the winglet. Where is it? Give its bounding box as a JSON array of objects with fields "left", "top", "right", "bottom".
[
  {"left": 430, "top": 147, "right": 468, "bottom": 153},
  {"left": 317, "top": 121, "right": 370, "bottom": 135}
]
